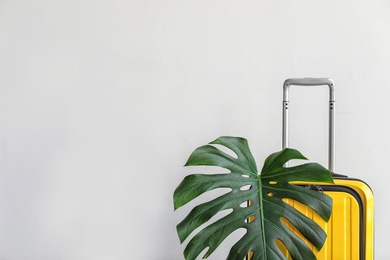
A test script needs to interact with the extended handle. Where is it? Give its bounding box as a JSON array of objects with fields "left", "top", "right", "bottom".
[{"left": 282, "top": 78, "right": 335, "bottom": 172}]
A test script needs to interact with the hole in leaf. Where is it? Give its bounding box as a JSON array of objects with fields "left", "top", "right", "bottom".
[
  {"left": 247, "top": 215, "right": 256, "bottom": 223},
  {"left": 240, "top": 200, "right": 253, "bottom": 208},
  {"left": 180, "top": 188, "right": 232, "bottom": 212},
  {"left": 215, "top": 228, "right": 247, "bottom": 258},
  {"left": 198, "top": 228, "right": 247, "bottom": 259},
  {"left": 267, "top": 192, "right": 274, "bottom": 197},
  {"left": 198, "top": 247, "right": 210, "bottom": 260},
  {"left": 240, "top": 185, "right": 251, "bottom": 191},
  {"left": 269, "top": 181, "right": 277, "bottom": 185},
  {"left": 247, "top": 250, "right": 254, "bottom": 259},
  {"left": 242, "top": 174, "right": 250, "bottom": 178},
  {"left": 190, "top": 209, "right": 233, "bottom": 239},
  {"left": 275, "top": 239, "right": 292, "bottom": 259},
  {"left": 280, "top": 217, "right": 308, "bottom": 244},
  {"left": 210, "top": 144, "right": 238, "bottom": 159}
]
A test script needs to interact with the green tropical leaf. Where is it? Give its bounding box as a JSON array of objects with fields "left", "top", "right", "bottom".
[{"left": 174, "top": 136, "right": 334, "bottom": 260}]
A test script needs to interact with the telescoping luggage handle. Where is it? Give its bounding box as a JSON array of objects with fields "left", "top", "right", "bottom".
[{"left": 282, "top": 78, "right": 335, "bottom": 172}]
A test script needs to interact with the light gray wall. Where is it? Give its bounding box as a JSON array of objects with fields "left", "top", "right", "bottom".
[{"left": 0, "top": 0, "right": 388, "bottom": 259}]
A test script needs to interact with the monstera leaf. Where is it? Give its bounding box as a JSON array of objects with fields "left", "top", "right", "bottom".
[{"left": 174, "top": 136, "right": 334, "bottom": 260}]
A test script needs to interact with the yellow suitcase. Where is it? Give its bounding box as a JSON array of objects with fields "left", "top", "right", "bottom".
[
  {"left": 282, "top": 177, "right": 374, "bottom": 259},
  {"left": 274, "top": 78, "right": 373, "bottom": 260}
]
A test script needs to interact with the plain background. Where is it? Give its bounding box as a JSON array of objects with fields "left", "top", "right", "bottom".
[{"left": 0, "top": 0, "right": 389, "bottom": 259}]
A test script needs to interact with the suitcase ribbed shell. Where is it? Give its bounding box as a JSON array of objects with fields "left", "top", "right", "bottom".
[{"left": 278, "top": 178, "right": 374, "bottom": 260}]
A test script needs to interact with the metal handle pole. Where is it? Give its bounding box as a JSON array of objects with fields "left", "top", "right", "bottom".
[{"left": 282, "top": 78, "right": 335, "bottom": 172}]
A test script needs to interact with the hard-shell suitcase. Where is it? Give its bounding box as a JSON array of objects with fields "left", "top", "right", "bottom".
[{"left": 280, "top": 78, "right": 374, "bottom": 260}]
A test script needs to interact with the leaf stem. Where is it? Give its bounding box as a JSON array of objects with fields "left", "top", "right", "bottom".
[{"left": 257, "top": 176, "right": 267, "bottom": 260}]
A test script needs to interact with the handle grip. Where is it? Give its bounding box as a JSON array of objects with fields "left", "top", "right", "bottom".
[
  {"left": 283, "top": 78, "right": 335, "bottom": 101},
  {"left": 282, "top": 78, "right": 335, "bottom": 172}
]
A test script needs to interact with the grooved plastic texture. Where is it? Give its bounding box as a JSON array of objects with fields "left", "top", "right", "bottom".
[
  {"left": 246, "top": 178, "right": 374, "bottom": 260},
  {"left": 278, "top": 178, "right": 374, "bottom": 260}
]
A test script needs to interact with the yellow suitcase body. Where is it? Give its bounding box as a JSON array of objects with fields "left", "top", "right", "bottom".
[{"left": 279, "top": 178, "right": 374, "bottom": 260}]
